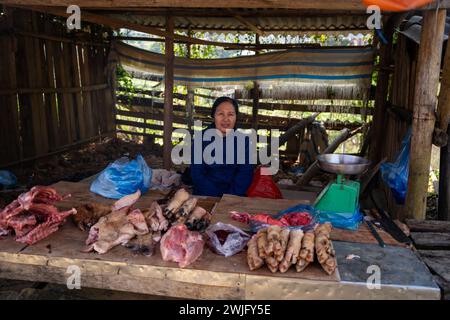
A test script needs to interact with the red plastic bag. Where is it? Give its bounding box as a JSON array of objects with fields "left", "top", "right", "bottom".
[
  {"left": 363, "top": 0, "right": 434, "bottom": 11},
  {"left": 246, "top": 167, "right": 283, "bottom": 199}
]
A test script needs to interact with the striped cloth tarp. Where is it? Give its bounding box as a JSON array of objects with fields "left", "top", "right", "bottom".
[{"left": 114, "top": 41, "right": 374, "bottom": 100}]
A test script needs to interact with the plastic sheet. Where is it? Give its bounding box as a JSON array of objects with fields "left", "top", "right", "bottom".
[
  {"left": 317, "top": 207, "right": 363, "bottom": 231},
  {"left": 0, "top": 170, "right": 17, "bottom": 188},
  {"left": 380, "top": 128, "right": 411, "bottom": 204},
  {"left": 90, "top": 154, "right": 152, "bottom": 199},
  {"left": 205, "top": 222, "right": 251, "bottom": 257}
]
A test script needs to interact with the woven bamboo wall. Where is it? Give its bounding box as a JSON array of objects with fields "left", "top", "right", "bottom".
[{"left": 0, "top": 8, "right": 115, "bottom": 167}]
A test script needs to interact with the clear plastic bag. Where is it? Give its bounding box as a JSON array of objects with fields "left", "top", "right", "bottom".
[
  {"left": 90, "top": 154, "right": 152, "bottom": 199},
  {"left": 0, "top": 170, "right": 17, "bottom": 188},
  {"left": 205, "top": 222, "right": 251, "bottom": 257},
  {"left": 381, "top": 128, "right": 411, "bottom": 204}
]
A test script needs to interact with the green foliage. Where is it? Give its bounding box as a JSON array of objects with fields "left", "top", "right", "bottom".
[{"left": 116, "top": 64, "right": 135, "bottom": 105}]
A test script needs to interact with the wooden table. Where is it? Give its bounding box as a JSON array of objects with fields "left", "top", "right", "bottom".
[{"left": 0, "top": 181, "right": 441, "bottom": 300}]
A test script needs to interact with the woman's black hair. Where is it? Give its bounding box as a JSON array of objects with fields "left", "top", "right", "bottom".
[{"left": 211, "top": 96, "right": 239, "bottom": 118}]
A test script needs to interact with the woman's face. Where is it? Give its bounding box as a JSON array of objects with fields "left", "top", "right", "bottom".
[{"left": 214, "top": 101, "right": 237, "bottom": 135}]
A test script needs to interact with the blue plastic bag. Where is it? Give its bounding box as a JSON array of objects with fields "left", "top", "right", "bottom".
[
  {"left": 317, "top": 206, "right": 363, "bottom": 231},
  {"left": 0, "top": 170, "right": 17, "bottom": 188},
  {"left": 90, "top": 154, "right": 152, "bottom": 199},
  {"left": 380, "top": 128, "right": 412, "bottom": 204}
]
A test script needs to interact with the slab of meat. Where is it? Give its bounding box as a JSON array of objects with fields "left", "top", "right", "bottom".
[
  {"left": 160, "top": 224, "right": 204, "bottom": 268},
  {"left": 279, "top": 212, "right": 313, "bottom": 227},
  {"left": 0, "top": 186, "right": 76, "bottom": 245},
  {"left": 15, "top": 208, "right": 76, "bottom": 245}
]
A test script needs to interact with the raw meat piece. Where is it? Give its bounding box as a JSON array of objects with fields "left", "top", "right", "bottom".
[
  {"left": 15, "top": 208, "right": 76, "bottom": 245},
  {"left": 185, "top": 206, "right": 211, "bottom": 232},
  {"left": 247, "top": 235, "right": 264, "bottom": 271},
  {"left": 0, "top": 186, "right": 76, "bottom": 245},
  {"left": 296, "top": 231, "right": 315, "bottom": 272},
  {"left": 141, "top": 202, "right": 169, "bottom": 232},
  {"left": 111, "top": 190, "right": 141, "bottom": 211},
  {"left": 176, "top": 197, "right": 197, "bottom": 220},
  {"left": 18, "top": 186, "right": 66, "bottom": 210},
  {"left": 314, "top": 222, "right": 337, "bottom": 275},
  {"left": 127, "top": 209, "right": 149, "bottom": 235},
  {"left": 279, "top": 212, "right": 312, "bottom": 227},
  {"left": 163, "top": 188, "right": 190, "bottom": 221},
  {"left": 6, "top": 213, "right": 37, "bottom": 231},
  {"left": 160, "top": 224, "right": 204, "bottom": 268},
  {"left": 279, "top": 229, "right": 304, "bottom": 273}
]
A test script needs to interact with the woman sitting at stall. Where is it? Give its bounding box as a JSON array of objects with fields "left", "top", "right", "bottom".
[{"left": 190, "top": 97, "right": 254, "bottom": 197}]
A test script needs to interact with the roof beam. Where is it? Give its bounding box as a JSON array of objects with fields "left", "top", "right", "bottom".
[
  {"left": 0, "top": 0, "right": 369, "bottom": 11},
  {"left": 13, "top": 6, "right": 251, "bottom": 49},
  {"left": 2, "top": 0, "right": 449, "bottom": 10},
  {"left": 232, "top": 15, "right": 263, "bottom": 36}
]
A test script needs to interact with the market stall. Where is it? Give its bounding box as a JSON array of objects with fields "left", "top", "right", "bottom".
[{"left": 0, "top": 177, "right": 439, "bottom": 300}]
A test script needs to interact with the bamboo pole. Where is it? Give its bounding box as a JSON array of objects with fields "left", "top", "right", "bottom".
[
  {"left": 405, "top": 9, "right": 447, "bottom": 221},
  {"left": 163, "top": 15, "right": 174, "bottom": 170}
]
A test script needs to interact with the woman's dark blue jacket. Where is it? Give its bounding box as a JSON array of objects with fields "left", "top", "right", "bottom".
[{"left": 190, "top": 127, "right": 254, "bottom": 197}]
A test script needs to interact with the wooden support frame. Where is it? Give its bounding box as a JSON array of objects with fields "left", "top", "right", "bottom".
[
  {"left": 0, "top": 1, "right": 371, "bottom": 10},
  {"left": 3, "top": 0, "right": 450, "bottom": 10},
  {"left": 405, "top": 9, "right": 447, "bottom": 221},
  {"left": 163, "top": 15, "right": 174, "bottom": 170},
  {"left": 370, "top": 14, "right": 407, "bottom": 164},
  {"left": 15, "top": 5, "right": 249, "bottom": 50}
]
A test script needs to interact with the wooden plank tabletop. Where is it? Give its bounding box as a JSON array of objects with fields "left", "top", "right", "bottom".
[
  {"left": 0, "top": 180, "right": 413, "bottom": 299},
  {"left": 0, "top": 182, "right": 341, "bottom": 299},
  {"left": 213, "top": 194, "right": 405, "bottom": 247}
]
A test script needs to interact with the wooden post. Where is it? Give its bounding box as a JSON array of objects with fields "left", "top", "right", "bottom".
[
  {"left": 439, "top": 124, "right": 450, "bottom": 221},
  {"left": 163, "top": 15, "right": 174, "bottom": 170},
  {"left": 252, "top": 34, "right": 260, "bottom": 131},
  {"left": 438, "top": 36, "right": 450, "bottom": 221},
  {"left": 0, "top": 7, "right": 21, "bottom": 165},
  {"left": 370, "top": 14, "right": 407, "bottom": 164},
  {"left": 185, "top": 27, "right": 194, "bottom": 134},
  {"left": 405, "top": 10, "right": 446, "bottom": 221}
]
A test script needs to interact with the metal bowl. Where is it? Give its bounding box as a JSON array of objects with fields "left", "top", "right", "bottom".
[{"left": 317, "top": 154, "right": 371, "bottom": 175}]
